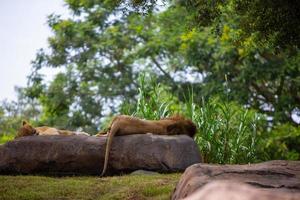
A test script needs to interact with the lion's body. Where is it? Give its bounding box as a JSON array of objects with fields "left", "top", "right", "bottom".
[
  {"left": 100, "top": 115, "right": 197, "bottom": 176},
  {"left": 15, "top": 121, "right": 90, "bottom": 138},
  {"left": 34, "top": 126, "right": 61, "bottom": 135}
]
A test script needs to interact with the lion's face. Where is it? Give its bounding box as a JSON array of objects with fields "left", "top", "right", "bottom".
[{"left": 15, "top": 121, "right": 38, "bottom": 138}]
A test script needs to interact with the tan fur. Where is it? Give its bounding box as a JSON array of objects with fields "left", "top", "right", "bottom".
[
  {"left": 95, "top": 130, "right": 108, "bottom": 137},
  {"left": 100, "top": 115, "right": 197, "bottom": 176},
  {"left": 15, "top": 121, "right": 90, "bottom": 138}
]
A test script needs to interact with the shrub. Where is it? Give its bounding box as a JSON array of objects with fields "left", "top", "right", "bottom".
[
  {"left": 191, "top": 98, "right": 265, "bottom": 164},
  {"left": 261, "top": 123, "right": 300, "bottom": 160}
]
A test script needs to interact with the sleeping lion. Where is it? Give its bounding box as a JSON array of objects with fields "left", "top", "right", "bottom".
[
  {"left": 99, "top": 114, "right": 197, "bottom": 176},
  {"left": 15, "top": 120, "right": 90, "bottom": 138}
]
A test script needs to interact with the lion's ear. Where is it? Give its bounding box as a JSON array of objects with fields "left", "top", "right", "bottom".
[{"left": 22, "top": 120, "right": 28, "bottom": 126}]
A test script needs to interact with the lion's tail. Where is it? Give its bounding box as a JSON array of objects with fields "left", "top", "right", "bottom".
[{"left": 100, "top": 128, "right": 116, "bottom": 176}]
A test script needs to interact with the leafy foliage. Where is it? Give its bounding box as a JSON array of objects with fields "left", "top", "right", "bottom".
[
  {"left": 169, "top": 0, "right": 300, "bottom": 50},
  {"left": 102, "top": 0, "right": 300, "bottom": 124},
  {"left": 193, "top": 98, "right": 264, "bottom": 163},
  {"left": 130, "top": 74, "right": 178, "bottom": 119},
  {"left": 0, "top": 89, "right": 40, "bottom": 138},
  {"left": 19, "top": 0, "right": 300, "bottom": 128},
  {"left": 262, "top": 123, "right": 300, "bottom": 160}
]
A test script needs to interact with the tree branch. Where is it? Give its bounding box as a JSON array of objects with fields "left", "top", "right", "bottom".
[{"left": 150, "top": 56, "right": 178, "bottom": 90}]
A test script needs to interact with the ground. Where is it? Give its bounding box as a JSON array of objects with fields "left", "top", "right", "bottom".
[{"left": 0, "top": 173, "right": 180, "bottom": 200}]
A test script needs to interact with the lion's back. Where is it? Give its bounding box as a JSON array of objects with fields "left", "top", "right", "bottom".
[{"left": 36, "top": 127, "right": 60, "bottom": 135}]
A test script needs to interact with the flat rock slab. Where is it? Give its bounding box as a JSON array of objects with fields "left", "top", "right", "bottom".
[
  {"left": 172, "top": 160, "right": 300, "bottom": 200},
  {"left": 183, "top": 181, "right": 300, "bottom": 200},
  {"left": 0, "top": 134, "right": 201, "bottom": 175}
]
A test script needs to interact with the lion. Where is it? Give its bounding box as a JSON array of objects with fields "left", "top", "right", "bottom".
[
  {"left": 100, "top": 114, "right": 197, "bottom": 176},
  {"left": 15, "top": 120, "right": 90, "bottom": 138}
]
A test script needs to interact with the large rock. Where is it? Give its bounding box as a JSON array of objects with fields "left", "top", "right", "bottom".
[
  {"left": 172, "top": 160, "right": 300, "bottom": 200},
  {"left": 183, "top": 181, "right": 299, "bottom": 200},
  {"left": 0, "top": 134, "right": 201, "bottom": 175}
]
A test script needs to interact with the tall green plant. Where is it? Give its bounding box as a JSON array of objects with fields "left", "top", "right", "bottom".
[
  {"left": 193, "top": 98, "right": 264, "bottom": 164},
  {"left": 179, "top": 85, "right": 266, "bottom": 163},
  {"left": 132, "top": 74, "right": 179, "bottom": 120}
]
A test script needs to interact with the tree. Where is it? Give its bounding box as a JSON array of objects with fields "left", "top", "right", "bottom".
[
  {"left": 178, "top": 0, "right": 300, "bottom": 123},
  {"left": 25, "top": 0, "right": 170, "bottom": 132},
  {"left": 24, "top": 0, "right": 299, "bottom": 129},
  {"left": 127, "top": 0, "right": 300, "bottom": 124},
  {"left": 135, "top": 0, "right": 300, "bottom": 50},
  {"left": 0, "top": 87, "right": 40, "bottom": 136}
]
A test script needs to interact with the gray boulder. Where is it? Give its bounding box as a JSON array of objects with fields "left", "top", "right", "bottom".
[
  {"left": 172, "top": 160, "right": 300, "bottom": 200},
  {"left": 183, "top": 181, "right": 300, "bottom": 200},
  {"left": 0, "top": 134, "right": 201, "bottom": 175}
]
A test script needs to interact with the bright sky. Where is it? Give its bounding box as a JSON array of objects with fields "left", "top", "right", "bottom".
[{"left": 0, "top": 0, "right": 67, "bottom": 101}]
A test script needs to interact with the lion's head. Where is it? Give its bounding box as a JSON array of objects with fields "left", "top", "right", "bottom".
[
  {"left": 15, "top": 120, "right": 38, "bottom": 138},
  {"left": 165, "top": 115, "right": 197, "bottom": 138}
]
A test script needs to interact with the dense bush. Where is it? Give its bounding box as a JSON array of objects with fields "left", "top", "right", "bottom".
[{"left": 261, "top": 124, "right": 300, "bottom": 160}]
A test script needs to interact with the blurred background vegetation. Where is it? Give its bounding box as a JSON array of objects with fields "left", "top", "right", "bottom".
[{"left": 0, "top": 0, "right": 299, "bottom": 163}]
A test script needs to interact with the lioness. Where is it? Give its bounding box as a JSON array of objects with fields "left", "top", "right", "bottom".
[
  {"left": 15, "top": 120, "right": 90, "bottom": 138},
  {"left": 100, "top": 115, "right": 197, "bottom": 176}
]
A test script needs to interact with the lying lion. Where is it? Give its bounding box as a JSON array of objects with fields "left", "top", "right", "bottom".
[
  {"left": 15, "top": 120, "right": 90, "bottom": 138},
  {"left": 99, "top": 114, "right": 197, "bottom": 176}
]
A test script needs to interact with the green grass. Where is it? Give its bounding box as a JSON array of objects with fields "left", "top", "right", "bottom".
[{"left": 0, "top": 173, "right": 181, "bottom": 200}]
